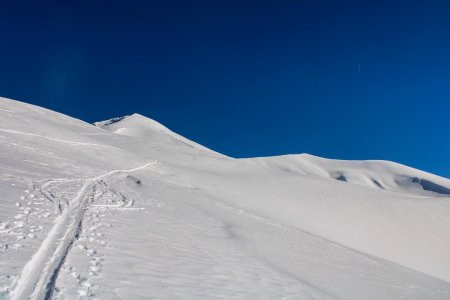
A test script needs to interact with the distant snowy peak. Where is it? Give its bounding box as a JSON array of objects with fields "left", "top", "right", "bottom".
[
  {"left": 245, "top": 153, "right": 450, "bottom": 197},
  {"left": 95, "top": 113, "right": 224, "bottom": 156},
  {"left": 94, "top": 113, "right": 171, "bottom": 135}
]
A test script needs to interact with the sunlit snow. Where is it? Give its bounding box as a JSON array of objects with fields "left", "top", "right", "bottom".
[{"left": 0, "top": 97, "right": 449, "bottom": 299}]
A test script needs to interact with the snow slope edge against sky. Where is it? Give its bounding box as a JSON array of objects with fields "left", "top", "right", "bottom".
[{"left": 1, "top": 96, "right": 450, "bottom": 299}]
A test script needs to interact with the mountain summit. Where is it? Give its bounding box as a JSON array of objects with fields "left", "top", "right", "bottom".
[
  {"left": 0, "top": 97, "right": 450, "bottom": 299},
  {"left": 95, "top": 113, "right": 219, "bottom": 155}
]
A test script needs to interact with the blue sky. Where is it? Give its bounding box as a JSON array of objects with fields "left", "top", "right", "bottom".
[{"left": 0, "top": 1, "right": 449, "bottom": 177}]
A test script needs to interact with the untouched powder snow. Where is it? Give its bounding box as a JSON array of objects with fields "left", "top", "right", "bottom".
[{"left": 0, "top": 96, "right": 450, "bottom": 299}]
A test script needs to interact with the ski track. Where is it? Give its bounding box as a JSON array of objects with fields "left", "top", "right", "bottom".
[{"left": 8, "top": 161, "right": 158, "bottom": 300}]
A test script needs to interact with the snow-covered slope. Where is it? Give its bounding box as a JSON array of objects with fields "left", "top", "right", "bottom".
[{"left": 1, "top": 96, "right": 450, "bottom": 299}]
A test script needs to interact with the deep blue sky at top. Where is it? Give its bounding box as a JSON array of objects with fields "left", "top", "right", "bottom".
[{"left": 0, "top": 1, "right": 449, "bottom": 177}]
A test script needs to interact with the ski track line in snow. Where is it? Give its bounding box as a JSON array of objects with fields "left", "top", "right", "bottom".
[
  {"left": 0, "top": 129, "right": 120, "bottom": 150},
  {"left": 8, "top": 161, "right": 158, "bottom": 300}
]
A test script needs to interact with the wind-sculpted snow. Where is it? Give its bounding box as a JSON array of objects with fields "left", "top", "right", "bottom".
[
  {"left": 246, "top": 154, "right": 450, "bottom": 196},
  {"left": 0, "top": 96, "right": 450, "bottom": 299},
  {"left": 409, "top": 176, "right": 450, "bottom": 195}
]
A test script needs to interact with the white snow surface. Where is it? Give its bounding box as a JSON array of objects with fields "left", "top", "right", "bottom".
[{"left": 0, "top": 96, "right": 450, "bottom": 299}]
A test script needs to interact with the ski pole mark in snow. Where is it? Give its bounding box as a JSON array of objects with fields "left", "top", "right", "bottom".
[
  {"left": 8, "top": 161, "right": 158, "bottom": 300},
  {"left": 0, "top": 129, "right": 120, "bottom": 150}
]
